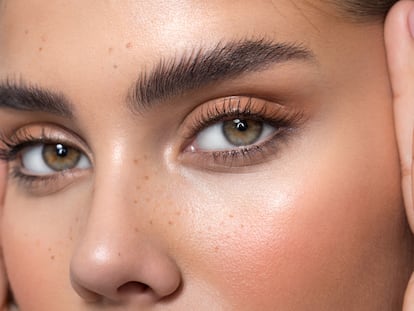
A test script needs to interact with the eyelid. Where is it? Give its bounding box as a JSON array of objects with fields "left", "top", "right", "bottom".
[{"left": 0, "top": 123, "right": 92, "bottom": 163}]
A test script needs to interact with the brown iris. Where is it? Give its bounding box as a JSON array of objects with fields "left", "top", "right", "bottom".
[
  {"left": 41, "top": 143, "right": 81, "bottom": 171},
  {"left": 222, "top": 119, "right": 263, "bottom": 146}
]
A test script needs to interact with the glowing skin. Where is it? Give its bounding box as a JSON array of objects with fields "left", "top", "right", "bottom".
[{"left": 0, "top": 0, "right": 412, "bottom": 310}]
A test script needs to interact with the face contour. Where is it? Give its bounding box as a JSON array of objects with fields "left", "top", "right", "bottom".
[{"left": 0, "top": 0, "right": 411, "bottom": 310}]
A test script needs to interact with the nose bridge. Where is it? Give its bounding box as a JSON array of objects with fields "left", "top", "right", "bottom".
[{"left": 69, "top": 155, "right": 182, "bottom": 304}]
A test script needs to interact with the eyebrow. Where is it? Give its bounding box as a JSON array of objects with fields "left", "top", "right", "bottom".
[
  {"left": 128, "top": 38, "right": 315, "bottom": 111},
  {"left": 0, "top": 80, "right": 74, "bottom": 118},
  {"left": 0, "top": 39, "right": 314, "bottom": 118}
]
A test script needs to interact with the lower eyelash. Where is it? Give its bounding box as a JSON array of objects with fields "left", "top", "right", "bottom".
[
  {"left": 190, "top": 126, "right": 295, "bottom": 170},
  {"left": 8, "top": 166, "right": 56, "bottom": 188}
]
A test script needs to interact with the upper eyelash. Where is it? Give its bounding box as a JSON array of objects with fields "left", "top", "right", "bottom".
[
  {"left": 0, "top": 130, "right": 42, "bottom": 161},
  {"left": 186, "top": 96, "right": 304, "bottom": 140},
  {"left": 0, "top": 128, "right": 81, "bottom": 162}
]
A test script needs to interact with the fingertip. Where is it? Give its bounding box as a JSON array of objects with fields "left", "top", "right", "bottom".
[
  {"left": 385, "top": 0, "right": 414, "bottom": 70},
  {"left": 403, "top": 273, "right": 414, "bottom": 311}
]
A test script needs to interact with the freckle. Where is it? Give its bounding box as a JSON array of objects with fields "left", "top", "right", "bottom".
[
  {"left": 133, "top": 159, "right": 138, "bottom": 165},
  {"left": 126, "top": 42, "right": 133, "bottom": 49},
  {"left": 149, "top": 220, "right": 153, "bottom": 225},
  {"left": 229, "top": 214, "right": 234, "bottom": 218},
  {"left": 24, "top": 29, "right": 29, "bottom": 35},
  {"left": 144, "top": 175, "right": 149, "bottom": 181},
  {"left": 38, "top": 47, "right": 43, "bottom": 52},
  {"left": 136, "top": 185, "right": 141, "bottom": 190},
  {"left": 108, "top": 47, "right": 113, "bottom": 53},
  {"left": 69, "top": 236, "right": 73, "bottom": 241},
  {"left": 143, "top": 155, "right": 148, "bottom": 160},
  {"left": 75, "top": 217, "right": 79, "bottom": 223},
  {"left": 134, "top": 227, "right": 139, "bottom": 233},
  {"left": 168, "top": 220, "right": 173, "bottom": 225},
  {"left": 240, "top": 224, "right": 244, "bottom": 228},
  {"left": 118, "top": 252, "right": 121, "bottom": 257},
  {"left": 113, "top": 64, "right": 118, "bottom": 69},
  {"left": 133, "top": 199, "right": 137, "bottom": 204},
  {"left": 50, "top": 256, "right": 55, "bottom": 260},
  {"left": 48, "top": 247, "right": 52, "bottom": 252}
]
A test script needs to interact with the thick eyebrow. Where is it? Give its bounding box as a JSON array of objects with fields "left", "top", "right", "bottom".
[
  {"left": 128, "top": 38, "right": 315, "bottom": 111},
  {"left": 0, "top": 80, "right": 74, "bottom": 118}
]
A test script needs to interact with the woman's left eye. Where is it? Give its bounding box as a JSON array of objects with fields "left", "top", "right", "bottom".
[
  {"left": 190, "top": 118, "right": 275, "bottom": 151},
  {"left": 21, "top": 143, "right": 91, "bottom": 175}
]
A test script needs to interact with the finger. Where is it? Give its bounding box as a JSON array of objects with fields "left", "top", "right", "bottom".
[
  {"left": 0, "top": 162, "right": 9, "bottom": 310},
  {"left": 385, "top": 0, "right": 414, "bottom": 232},
  {"left": 404, "top": 273, "right": 414, "bottom": 311}
]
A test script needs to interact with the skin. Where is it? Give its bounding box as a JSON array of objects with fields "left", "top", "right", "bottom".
[
  {"left": 0, "top": 0, "right": 412, "bottom": 310},
  {"left": 385, "top": 1, "right": 414, "bottom": 310}
]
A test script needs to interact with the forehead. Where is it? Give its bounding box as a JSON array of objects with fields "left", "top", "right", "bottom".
[
  {"left": 0, "top": 0, "right": 342, "bottom": 60},
  {"left": 0, "top": 0, "right": 380, "bottom": 111}
]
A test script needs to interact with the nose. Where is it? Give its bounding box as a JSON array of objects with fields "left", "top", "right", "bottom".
[
  {"left": 70, "top": 241, "right": 182, "bottom": 303},
  {"left": 69, "top": 183, "right": 182, "bottom": 304}
]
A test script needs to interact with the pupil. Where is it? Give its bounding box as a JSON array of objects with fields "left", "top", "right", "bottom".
[
  {"left": 55, "top": 144, "right": 68, "bottom": 157},
  {"left": 233, "top": 119, "right": 248, "bottom": 131}
]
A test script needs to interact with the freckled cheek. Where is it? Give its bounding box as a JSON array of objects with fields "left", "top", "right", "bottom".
[
  {"left": 180, "top": 188, "right": 300, "bottom": 306},
  {"left": 184, "top": 166, "right": 393, "bottom": 307}
]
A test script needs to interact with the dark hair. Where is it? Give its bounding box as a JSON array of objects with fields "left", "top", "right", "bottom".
[{"left": 337, "top": 0, "right": 398, "bottom": 21}]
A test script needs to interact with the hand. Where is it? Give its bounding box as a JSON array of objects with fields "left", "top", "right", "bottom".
[
  {"left": 385, "top": 1, "right": 414, "bottom": 309},
  {"left": 0, "top": 162, "right": 9, "bottom": 310}
]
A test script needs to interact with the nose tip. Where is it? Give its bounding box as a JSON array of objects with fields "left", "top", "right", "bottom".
[{"left": 70, "top": 243, "right": 182, "bottom": 304}]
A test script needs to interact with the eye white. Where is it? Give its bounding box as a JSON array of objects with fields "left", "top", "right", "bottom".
[
  {"left": 193, "top": 122, "right": 275, "bottom": 151},
  {"left": 21, "top": 144, "right": 91, "bottom": 175}
]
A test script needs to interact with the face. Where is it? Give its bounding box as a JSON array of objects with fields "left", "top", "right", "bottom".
[{"left": 0, "top": 0, "right": 411, "bottom": 310}]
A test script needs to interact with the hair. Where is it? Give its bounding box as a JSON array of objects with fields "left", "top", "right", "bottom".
[{"left": 335, "top": 0, "right": 398, "bottom": 21}]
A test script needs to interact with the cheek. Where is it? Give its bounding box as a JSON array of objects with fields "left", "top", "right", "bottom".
[
  {"left": 179, "top": 122, "right": 404, "bottom": 309},
  {"left": 1, "top": 189, "right": 80, "bottom": 310}
]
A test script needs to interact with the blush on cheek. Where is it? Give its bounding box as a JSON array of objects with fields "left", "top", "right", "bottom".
[{"left": 188, "top": 156, "right": 403, "bottom": 310}]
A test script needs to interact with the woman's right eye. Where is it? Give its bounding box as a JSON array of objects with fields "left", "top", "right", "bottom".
[{"left": 21, "top": 143, "right": 91, "bottom": 175}]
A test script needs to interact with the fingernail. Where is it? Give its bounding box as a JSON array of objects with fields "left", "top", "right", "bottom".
[{"left": 408, "top": 6, "right": 414, "bottom": 39}]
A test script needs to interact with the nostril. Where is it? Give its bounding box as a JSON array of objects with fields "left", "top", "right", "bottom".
[{"left": 117, "top": 281, "right": 150, "bottom": 295}]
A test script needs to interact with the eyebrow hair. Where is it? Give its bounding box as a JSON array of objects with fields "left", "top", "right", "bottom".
[
  {"left": 0, "top": 39, "right": 314, "bottom": 118},
  {"left": 128, "top": 38, "right": 314, "bottom": 111},
  {"left": 0, "top": 80, "right": 74, "bottom": 118}
]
